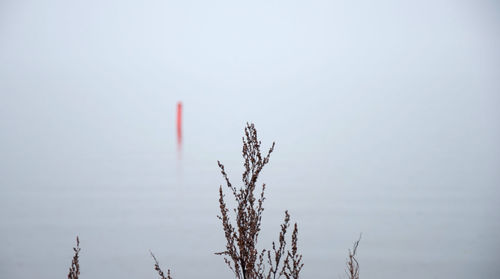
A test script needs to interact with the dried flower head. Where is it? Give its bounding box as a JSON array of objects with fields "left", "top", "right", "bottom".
[
  {"left": 150, "top": 251, "right": 173, "bottom": 279},
  {"left": 67, "top": 236, "right": 80, "bottom": 279},
  {"left": 216, "top": 123, "right": 303, "bottom": 279}
]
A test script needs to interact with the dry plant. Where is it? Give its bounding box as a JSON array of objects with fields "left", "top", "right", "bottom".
[
  {"left": 63, "top": 123, "right": 362, "bottom": 279},
  {"left": 67, "top": 236, "right": 80, "bottom": 279},
  {"left": 282, "top": 223, "right": 304, "bottom": 279},
  {"left": 216, "top": 123, "right": 303, "bottom": 279},
  {"left": 150, "top": 251, "right": 173, "bottom": 279},
  {"left": 346, "top": 235, "right": 361, "bottom": 279}
]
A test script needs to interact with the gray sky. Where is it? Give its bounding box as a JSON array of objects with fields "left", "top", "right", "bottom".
[{"left": 1, "top": 0, "right": 499, "bottom": 191}]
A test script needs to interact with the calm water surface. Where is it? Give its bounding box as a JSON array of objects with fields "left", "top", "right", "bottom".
[{"left": 1, "top": 119, "right": 499, "bottom": 278}]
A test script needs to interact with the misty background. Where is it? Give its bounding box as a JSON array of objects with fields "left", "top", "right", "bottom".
[{"left": 1, "top": 0, "right": 499, "bottom": 278}]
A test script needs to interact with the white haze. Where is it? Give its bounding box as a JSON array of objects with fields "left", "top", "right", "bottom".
[{"left": 1, "top": 0, "right": 499, "bottom": 278}]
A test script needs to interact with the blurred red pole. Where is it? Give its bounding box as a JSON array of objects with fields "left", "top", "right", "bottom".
[{"left": 177, "top": 102, "right": 182, "bottom": 147}]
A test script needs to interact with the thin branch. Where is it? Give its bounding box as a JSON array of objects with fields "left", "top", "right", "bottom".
[
  {"left": 346, "top": 234, "right": 361, "bottom": 279},
  {"left": 150, "top": 251, "right": 173, "bottom": 279},
  {"left": 67, "top": 236, "right": 80, "bottom": 279}
]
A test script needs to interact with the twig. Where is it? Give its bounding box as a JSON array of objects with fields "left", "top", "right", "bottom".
[
  {"left": 346, "top": 235, "right": 361, "bottom": 279},
  {"left": 150, "top": 250, "right": 173, "bottom": 279},
  {"left": 67, "top": 236, "right": 80, "bottom": 279}
]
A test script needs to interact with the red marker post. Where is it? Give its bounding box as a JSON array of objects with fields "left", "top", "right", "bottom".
[{"left": 177, "top": 102, "right": 182, "bottom": 148}]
